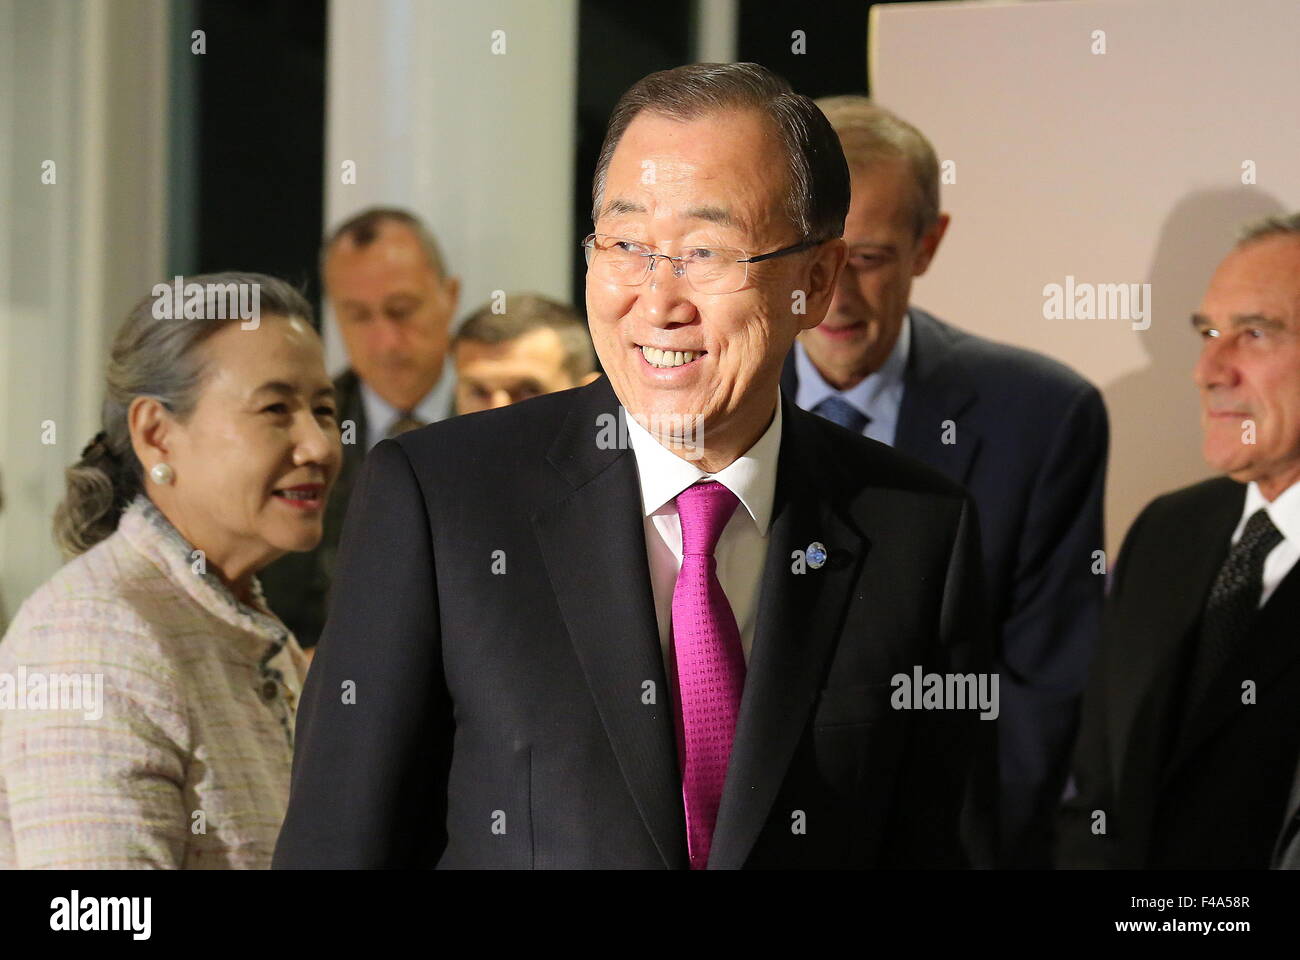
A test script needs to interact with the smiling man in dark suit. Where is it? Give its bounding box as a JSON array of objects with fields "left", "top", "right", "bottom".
[
  {"left": 781, "top": 97, "right": 1109, "bottom": 868},
  {"left": 273, "top": 62, "right": 991, "bottom": 870},
  {"left": 1058, "top": 214, "right": 1300, "bottom": 869}
]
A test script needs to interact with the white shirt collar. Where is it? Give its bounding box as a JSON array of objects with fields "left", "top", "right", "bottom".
[
  {"left": 1235, "top": 478, "right": 1300, "bottom": 545},
  {"left": 624, "top": 393, "right": 783, "bottom": 536},
  {"left": 359, "top": 354, "right": 456, "bottom": 448}
]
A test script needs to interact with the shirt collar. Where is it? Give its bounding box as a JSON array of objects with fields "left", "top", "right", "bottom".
[
  {"left": 1236, "top": 478, "right": 1300, "bottom": 545},
  {"left": 794, "top": 310, "right": 912, "bottom": 418},
  {"left": 624, "top": 392, "right": 783, "bottom": 536},
  {"left": 360, "top": 354, "right": 455, "bottom": 443}
]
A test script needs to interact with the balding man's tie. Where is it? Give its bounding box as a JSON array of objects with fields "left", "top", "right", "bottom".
[{"left": 670, "top": 480, "right": 745, "bottom": 870}]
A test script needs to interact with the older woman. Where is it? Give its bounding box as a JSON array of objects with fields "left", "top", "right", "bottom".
[{"left": 0, "top": 273, "right": 341, "bottom": 868}]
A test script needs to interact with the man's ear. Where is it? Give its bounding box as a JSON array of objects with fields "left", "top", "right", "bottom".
[
  {"left": 798, "top": 237, "right": 848, "bottom": 332},
  {"left": 912, "top": 213, "right": 951, "bottom": 277},
  {"left": 127, "top": 395, "right": 174, "bottom": 471},
  {"left": 442, "top": 274, "right": 462, "bottom": 317}
]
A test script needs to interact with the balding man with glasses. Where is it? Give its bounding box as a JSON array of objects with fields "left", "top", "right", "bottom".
[{"left": 275, "top": 62, "right": 993, "bottom": 870}]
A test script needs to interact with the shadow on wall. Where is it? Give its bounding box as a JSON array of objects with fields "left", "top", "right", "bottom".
[{"left": 1104, "top": 187, "right": 1286, "bottom": 552}]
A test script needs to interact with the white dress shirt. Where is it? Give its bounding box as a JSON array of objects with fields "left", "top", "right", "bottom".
[
  {"left": 359, "top": 355, "right": 457, "bottom": 451},
  {"left": 623, "top": 395, "right": 783, "bottom": 676},
  {"left": 1232, "top": 478, "right": 1300, "bottom": 607},
  {"left": 793, "top": 310, "right": 911, "bottom": 446}
]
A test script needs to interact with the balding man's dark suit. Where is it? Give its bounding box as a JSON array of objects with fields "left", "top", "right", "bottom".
[{"left": 273, "top": 376, "right": 993, "bottom": 868}]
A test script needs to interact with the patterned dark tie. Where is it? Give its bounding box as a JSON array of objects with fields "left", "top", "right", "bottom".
[
  {"left": 1181, "top": 508, "right": 1284, "bottom": 721},
  {"left": 812, "top": 395, "right": 871, "bottom": 435},
  {"left": 386, "top": 411, "right": 427, "bottom": 439}
]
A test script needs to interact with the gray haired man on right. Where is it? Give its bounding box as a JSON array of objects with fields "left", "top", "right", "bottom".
[{"left": 1059, "top": 214, "right": 1300, "bottom": 869}]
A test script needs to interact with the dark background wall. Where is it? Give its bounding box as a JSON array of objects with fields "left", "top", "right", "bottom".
[
  {"left": 173, "top": 0, "right": 327, "bottom": 322},
  {"left": 170, "top": 0, "right": 909, "bottom": 323},
  {"left": 571, "top": 0, "right": 695, "bottom": 305},
  {"left": 569, "top": 0, "right": 907, "bottom": 306}
]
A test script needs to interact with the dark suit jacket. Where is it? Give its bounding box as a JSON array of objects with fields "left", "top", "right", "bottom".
[
  {"left": 782, "top": 307, "right": 1108, "bottom": 867},
  {"left": 272, "top": 375, "right": 992, "bottom": 868},
  {"left": 1274, "top": 755, "right": 1300, "bottom": 869},
  {"left": 1057, "top": 477, "right": 1300, "bottom": 869}
]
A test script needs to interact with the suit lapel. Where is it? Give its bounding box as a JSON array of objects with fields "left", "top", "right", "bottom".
[
  {"left": 893, "top": 310, "right": 980, "bottom": 486},
  {"left": 1107, "top": 482, "right": 1240, "bottom": 790},
  {"left": 531, "top": 380, "right": 687, "bottom": 869},
  {"left": 779, "top": 348, "right": 798, "bottom": 399},
  {"left": 708, "top": 395, "right": 869, "bottom": 868},
  {"left": 1165, "top": 547, "right": 1300, "bottom": 777},
  {"left": 335, "top": 368, "right": 367, "bottom": 452},
  {"left": 322, "top": 370, "right": 367, "bottom": 568}
]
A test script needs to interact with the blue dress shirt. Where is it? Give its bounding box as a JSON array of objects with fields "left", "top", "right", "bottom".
[{"left": 794, "top": 311, "right": 912, "bottom": 446}]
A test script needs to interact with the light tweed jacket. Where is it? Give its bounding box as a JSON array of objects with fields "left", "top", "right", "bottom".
[{"left": 0, "top": 494, "right": 308, "bottom": 868}]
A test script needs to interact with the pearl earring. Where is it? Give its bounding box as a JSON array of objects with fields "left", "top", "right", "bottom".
[{"left": 150, "top": 462, "right": 175, "bottom": 485}]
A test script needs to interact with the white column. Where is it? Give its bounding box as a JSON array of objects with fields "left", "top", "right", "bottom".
[
  {"left": 324, "top": 0, "right": 579, "bottom": 374},
  {"left": 694, "top": 0, "right": 738, "bottom": 64},
  {"left": 0, "top": 0, "right": 169, "bottom": 621}
]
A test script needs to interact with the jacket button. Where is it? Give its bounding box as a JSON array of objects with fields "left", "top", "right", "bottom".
[{"left": 260, "top": 679, "right": 279, "bottom": 702}]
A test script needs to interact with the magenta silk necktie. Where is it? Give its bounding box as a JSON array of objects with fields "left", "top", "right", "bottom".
[{"left": 670, "top": 480, "right": 746, "bottom": 870}]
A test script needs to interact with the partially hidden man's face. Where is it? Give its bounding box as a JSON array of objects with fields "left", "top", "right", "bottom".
[
  {"left": 800, "top": 158, "right": 947, "bottom": 390},
  {"left": 326, "top": 222, "right": 460, "bottom": 413},
  {"left": 1193, "top": 235, "right": 1300, "bottom": 499},
  {"left": 587, "top": 109, "right": 845, "bottom": 456},
  {"left": 454, "top": 327, "right": 597, "bottom": 414}
]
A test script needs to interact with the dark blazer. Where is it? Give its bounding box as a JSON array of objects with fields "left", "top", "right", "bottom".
[
  {"left": 1274, "top": 755, "right": 1300, "bottom": 869},
  {"left": 272, "top": 375, "right": 992, "bottom": 868},
  {"left": 782, "top": 307, "right": 1108, "bottom": 867},
  {"left": 1058, "top": 477, "right": 1300, "bottom": 869}
]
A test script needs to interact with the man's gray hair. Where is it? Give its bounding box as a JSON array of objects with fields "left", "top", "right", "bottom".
[
  {"left": 591, "top": 62, "right": 850, "bottom": 243},
  {"left": 1238, "top": 212, "right": 1300, "bottom": 247},
  {"left": 322, "top": 207, "right": 448, "bottom": 277},
  {"left": 815, "top": 95, "right": 940, "bottom": 240}
]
